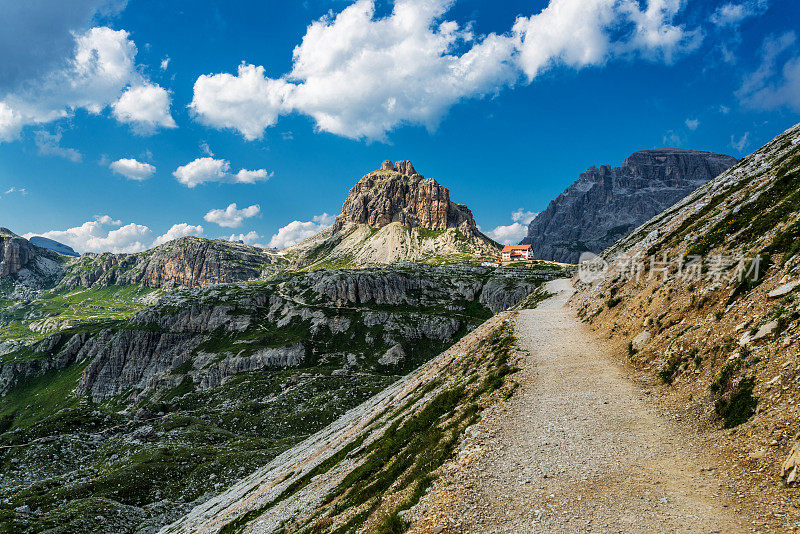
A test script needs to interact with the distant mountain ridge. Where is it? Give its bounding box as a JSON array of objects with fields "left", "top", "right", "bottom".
[
  {"left": 521, "top": 148, "right": 738, "bottom": 263},
  {"left": 28, "top": 236, "right": 79, "bottom": 257}
]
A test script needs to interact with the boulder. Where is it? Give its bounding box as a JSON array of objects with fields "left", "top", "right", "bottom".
[
  {"left": 632, "top": 330, "right": 651, "bottom": 351},
  {"left": 768, "top": 281, "right": 799, "bottom": 299},
  {"left": 60, "top": 237, "right": 277, "bottom": 290},
  {"left": 378, "top": 344, "right": 406, "bottom": 366},
  {"left": 752, "top": 320, "right": 779, "bottom": 342},
  {"left": 782, "top": 441, "right": 799, "bottom": 486}
]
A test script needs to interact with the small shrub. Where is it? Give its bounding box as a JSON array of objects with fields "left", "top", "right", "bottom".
[
  {"left": 606, "top": 296, "right": 623, "bottom": 308},
  {"left": 710, "top": 361, "right": 738, "bottom": 394},
  {"left": 659, "top": 357, "right": 685, "bottom": 384},
  {"left": 715, "top": 377, "right": 758, "bottom": 428},
  {"left": 0, "top": 413, "right": 14, "bottom": 434},
  {"left": 375, "top": 511, "right": 408, "bottom": 534},
  {"left": 312, "top": 517, "right": 333, "bottom": 533}
]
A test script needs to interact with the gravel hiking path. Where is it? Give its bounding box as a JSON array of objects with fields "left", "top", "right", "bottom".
[{"left": 408, "top": 279, "right": 755, "bottom": 533}]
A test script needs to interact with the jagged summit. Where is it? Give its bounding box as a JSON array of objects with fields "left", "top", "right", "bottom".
[
  {"left": 290, "top": 160, "right": 500, "bottom": 267},
  {"left": 333, "top": 160, "right": 479, "bottom": 238},
  {"left": 379, "top": 159, "right": 417, "bottom": 175}
]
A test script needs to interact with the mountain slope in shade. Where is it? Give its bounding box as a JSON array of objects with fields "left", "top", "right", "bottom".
[
  {"left": 521, "top": 149, "right": 737, "bottom": 263},
  {"left": 287, "top": 160, "right": 501, "bottom": 267},
  {"left": 28, "top": 236, "right": 79, "bottom": 257}
]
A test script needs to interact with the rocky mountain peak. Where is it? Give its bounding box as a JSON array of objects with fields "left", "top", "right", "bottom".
[
  {"left": 522, "top": 148, "right": 738, "bottom": 263},
  {"left": 379, "top": 159, "right": 417, "bottom": 176},
  {"left": 333, "top": 161, "right": 478, "bottom": 236}
]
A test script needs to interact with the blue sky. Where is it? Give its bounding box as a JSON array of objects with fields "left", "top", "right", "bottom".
[{"left": 1, "top": 0, "right": 799, "bottom": 251}]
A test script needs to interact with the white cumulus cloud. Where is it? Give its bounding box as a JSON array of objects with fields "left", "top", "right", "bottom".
[
  {"left": 191, "top": 64, "right": 294, "bottom": 141},
  {"left": 228, "top": 231, "right": 262, "bottom": 245},
  {"left": 710, "top": 0, "right": 769, "bottom": 28},
  {"left": 737, "top": 32, "right": 800, "bottom": 113},
  {"left": 203, "top": 203, "right": 261, "bottom": 228},
  {"left": 685, "top": 118, "right": 700, "bottom": 130},
  {"left": 235, "top": 168, "right": 272, "bottom": 183},
  {"left": 109, "top": 158, "right": 156, "bottom": 181},
  {"left": 172, "top": 157, "right": 272, "bottom": 188},
  {"left": 190, "top": 0, "right": 701, "bottom": 142},
  {"left": 23, "top": 215, "right": 153, "bottom": 254},
  {"left": 0, "top": 26, "right": 174, "bottom": 141},
  {"left": 513, "top": 0, "right": 702, "bottom": 80},
  {"left": 486, "top": 209, "right": 538, "bottom": 245},
  {"left": 486, "top": 223, "right": 528, "bottom": 245},
  {"left": 511, "top": 209, "right": 538, "bottom": 225},
  {"left": 112, "top": 83, "right": 177, "bottom": 133},
  {"left": 24, "top": 217, "right": 210, "bottom": 253},
  {"left": 152, "top": 223, "right": 204, "bottom": 246},
  {"left": 268, "top": 213, "right": 335, "bottom": 248}
]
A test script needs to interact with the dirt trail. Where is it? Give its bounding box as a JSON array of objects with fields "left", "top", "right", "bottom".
[{"left": 409, "top": 279, "right": 756, "bottom": 533}]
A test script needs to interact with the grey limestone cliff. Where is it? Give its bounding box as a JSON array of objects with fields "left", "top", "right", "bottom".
[{"left": 521, "top": 149, "right": 737, "bottom": 263}]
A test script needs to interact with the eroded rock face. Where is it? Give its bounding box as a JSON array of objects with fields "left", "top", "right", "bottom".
[
  {"left": 333, "top": 161, "right": 479, "bottom": 237},
  {"left": 0, "top": 228, "right": 65, "bottom": 288},
  {"left": 521, "top": 149, "right": 738, "bottom": 263},
  {"left": 62, "top": 237, "right": 277, "bottom": 289},
  {"left": 1, "top": 265, "right": 559, "bottom": 402},
  {"left": 1, "top": 228, "right": 37, "bottom": 277}
]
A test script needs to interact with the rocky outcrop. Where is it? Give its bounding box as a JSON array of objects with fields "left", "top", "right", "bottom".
[
  {"left": 0, "top": 228, "right": 35, "bottom": 277},
  {"left": 521, "top": 149, "right": 737, "bottom": 263},
  {"left": 0, "top": 228, "right": 64, "bottom": 288},
  {"left": 282, "top": 264, "right": 554, "bottom": 313},
  {"left": 333, "top": 160, "right": 479, "bottom": 237},
  {"left": 76, "top": 330, "right": 202, "bottom": 401},
  {"left": 62, "top": 237, "right": 279, "bottom": 290},
  {"left": 0, "top": 332, "right": 89, "bottom": 393}
]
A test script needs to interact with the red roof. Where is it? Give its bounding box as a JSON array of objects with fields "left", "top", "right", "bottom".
[{"left": 502, "top": 244, "right": 532, "bottom": 252}]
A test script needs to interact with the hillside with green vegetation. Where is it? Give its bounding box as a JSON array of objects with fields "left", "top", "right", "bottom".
[
  {"left": 0, "top": 262, "right": 564, "bottom": 533},
  {"left": 159, "top": 311, "right": 522, "bottom": 534}
]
